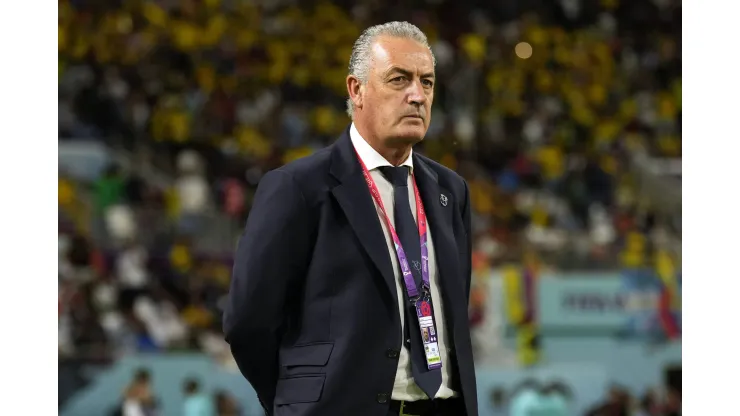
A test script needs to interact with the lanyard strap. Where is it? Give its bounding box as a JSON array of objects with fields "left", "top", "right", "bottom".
[{"left": 355, "top": 152, "right": 430, "bottom": 300}]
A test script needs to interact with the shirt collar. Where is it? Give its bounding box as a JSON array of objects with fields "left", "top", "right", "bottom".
[{"left": 349, "top": 123, "right": 414, "bottom": 173}]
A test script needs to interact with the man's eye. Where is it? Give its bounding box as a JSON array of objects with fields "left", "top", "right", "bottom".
[
  {"left": 422, "top": 80, "right": 434, "bottom": 87},
  {"left": 391, "top": 76, "right": 407, "bottom": 83}
]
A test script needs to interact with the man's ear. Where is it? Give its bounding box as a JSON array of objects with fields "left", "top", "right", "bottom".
[{"left": 347, "top": 75, "right": 363, "bottom": 110}]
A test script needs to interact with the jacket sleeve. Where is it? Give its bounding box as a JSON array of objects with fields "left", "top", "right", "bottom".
[{"left": 222, "top": 169, "right": 311, "bottom": 413}]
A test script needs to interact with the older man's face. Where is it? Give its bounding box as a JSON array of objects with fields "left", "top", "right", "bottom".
[{"left": 358, "top": 36, "right": 435, "bottom": 147}]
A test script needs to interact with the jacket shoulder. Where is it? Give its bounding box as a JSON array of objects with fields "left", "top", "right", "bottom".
[
  {"left": 416, "top": 153, "right": 468, "bottom": 194},
  {"left": 269, "top": 146, "right": 334, "bottom": 201},
  {"left": 276, "top": 146, "right": 332, "bottom": 177}
]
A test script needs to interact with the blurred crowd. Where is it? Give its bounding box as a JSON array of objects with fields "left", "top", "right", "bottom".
[
  {"left": 114, "top": 368, "right": 242, "bottom": 415},
  {"left": 58, "top": 0, "right": 681, "bottom": 412},
  {"left": 58, "top": 0, "right": 682, "bottom": 264},
  {"left": 111, "top": 368, "right": 682, "bottom": 416},
  {"left": 487, "top": 381, "right": 681, "bottom": 416}
]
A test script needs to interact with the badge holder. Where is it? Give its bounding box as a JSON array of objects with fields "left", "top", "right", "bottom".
[{"left": 413, "top": 289, "right": 442, "bottom": 369}]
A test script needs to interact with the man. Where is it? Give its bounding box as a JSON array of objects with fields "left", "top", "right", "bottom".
[
  {"left": 224, "top": 21, "right": 477, "bottom": 416},
  {"left": 509, "top": 379, "right": 542, "bottom": 416},
  {"left": 182, "top": 378, "right": 215, "bottom": 416},
  {"left": 120, "top": 368, "right": 157, "bottom": 416},
  {"left": 538, "top": 382, "right": 572, "bottom": 416}
]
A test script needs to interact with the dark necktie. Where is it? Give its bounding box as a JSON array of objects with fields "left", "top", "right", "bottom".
[{"left": 379, "top": 166, "right": 443, "bottom": 399}]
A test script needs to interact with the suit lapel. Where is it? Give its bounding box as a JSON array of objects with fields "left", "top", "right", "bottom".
[
  {"left": 328, "top": 131, "right": 467, "bottom": 326},
  {"left": 412, "top": 155, "right": 467, "bottom": 325},
  {"left": 330, "top": 130, "right": 397, "bottom": 300}
]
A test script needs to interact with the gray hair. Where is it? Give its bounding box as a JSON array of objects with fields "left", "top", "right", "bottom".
[{"left": 346, "top": 21, "right": 436, "bottom": 119}]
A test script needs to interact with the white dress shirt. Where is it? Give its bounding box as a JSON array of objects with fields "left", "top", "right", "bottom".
[{"left": 349, "top": 123, "right": 457, "bottom": 401}]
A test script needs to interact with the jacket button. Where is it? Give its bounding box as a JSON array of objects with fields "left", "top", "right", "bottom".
[
  {"left": 386, "top": 349, "right": 399, "bottom": 358},
  {"left": 376, "top": 393, "right": 389, "bottom": 404}
]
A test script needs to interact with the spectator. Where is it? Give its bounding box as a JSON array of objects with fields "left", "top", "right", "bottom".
[
  {"left": 183, "top": 378, "right": 215, "bottom": 416},
  {"left": 105, "top": 204, "right": 138, "bottom": 246},
  {"left": 175, "top": 150, "right": 211, "bottom": 235},
  {"left": 663, "top": 388, "right": 681, "bottom": 416},
  {"left": 509, "top": 379, "right": 542, "bottom": 416},
  {"left": 214, "top": 390, "right": 241, "bottom": 416},
  {"left": 116, "top": 240, "right": 150, "bottom": 313},
  {"left": 133, "top": 292, "right": 189, "bottom": 349},
  {"left": 636, "top": 389, "right": 662, "bottom": 416},
  {"left": 539, "top": 381, "right": 572, "bottom": 416},
  {"left": 94, "top": 165, "right": 125, "bottom": 215},
  {"left": 586, "top": 384, "right": 631, "bottom": 416},
  {"left": 489, "top": 387, "right": 507, "bottom": 416},
  {"left": 121, "top": 369, "right": 157, "bottom": 416}
]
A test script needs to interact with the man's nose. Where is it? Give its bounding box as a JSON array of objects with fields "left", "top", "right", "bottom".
[{"left": 407, "top": 80, "right": 427, "bottom": 107}]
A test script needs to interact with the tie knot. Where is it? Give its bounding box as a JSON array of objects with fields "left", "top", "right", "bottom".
[{"left": 379, "top": 166, "right": 410, "bottom": 187}]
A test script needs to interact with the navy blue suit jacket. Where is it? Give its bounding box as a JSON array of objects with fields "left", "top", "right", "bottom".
[{"left": 223, "top": 127, "right": 478, "bottom": 416}]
